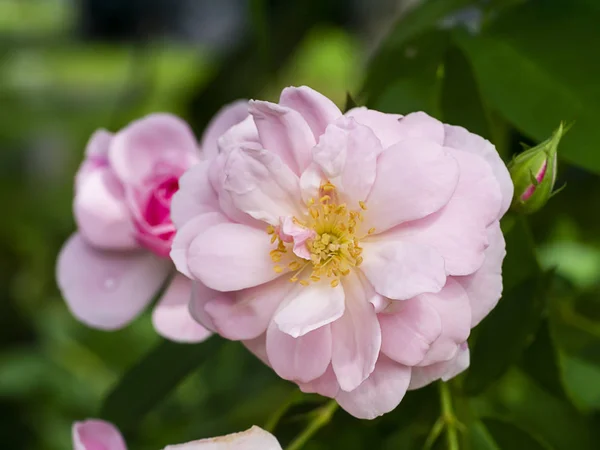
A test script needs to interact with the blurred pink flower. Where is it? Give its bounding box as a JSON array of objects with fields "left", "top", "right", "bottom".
[
  {"left": 172, "top": 86, "right": 513, "bottom": 418},
  {"left": 57, "top": 103, "right": 248, "bottom": 342},
  {"left": 72, "top": 420, "right": 281, "bottom": 450}
]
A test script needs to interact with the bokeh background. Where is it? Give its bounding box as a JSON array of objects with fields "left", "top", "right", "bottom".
[{"left": 1, "top": 0, "right": 599, "bottom": 449}]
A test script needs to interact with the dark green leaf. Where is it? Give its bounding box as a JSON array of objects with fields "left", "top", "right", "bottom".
[
  {"left": 454, "top": 1, "right": 600, "bottom": 174},
  {"left": 469, "top": 421, "right": 500, "bottom": 450},
  {"left": 501, "top": 216, "right": 540, "bottom": 291},
  {"left": 520, "top": 320, "right": 568, "bottom": 400},
  {"left": 100, "top": 335, "right": 223, "bottom": 432},
  {"left": 465, "top": 271, "right": 551, "bottom": 395},
  {"left": 482, "top": 419, "right": 552, "bottom": 450}
]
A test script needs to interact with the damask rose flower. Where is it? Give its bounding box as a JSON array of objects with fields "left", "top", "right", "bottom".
[
  {"left": 72, "top": 420, "right": 281, "bottom": 450},
  {"left": 57, "top": 104, "right": 248, "bottom": 342},
  {"left": 171, "top": 86, "right": 513, "bottom": 418}
]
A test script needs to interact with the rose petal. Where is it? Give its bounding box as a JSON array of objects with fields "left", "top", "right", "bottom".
[
  {"left": 331, "top": 274, "right": 381, "bottom": 392},
  {"left": 360, "top": 240, "right": 446, "bottom": 300},
  {"left": 170, "top": 212, "right": 230, "bottom": 279},
  {"left": 396, "top": 112, "right": 444, "bottom": 145},
  {"left": 249, "top": 100, "right": 316, "bottom": 174},
  {"left": 57, "top": 233, "right": 170, "bottom": 330},
  {"left": 364, "top": 139, "right": 459, "bottom": 233},
  {"left": 109, "top": 114, "right": 198, "bottom": 186},
  {"left": 171, "top": 161, "right": 220, "bottom": 229},
  {"left": 444, "top": 124, "right": 513, "bottom": 217},
  {"left": 76, "top": 130, "right": 112, "bottom": 191},
  {"left": 379, "top": 297, "right": 442, "bottom": 366},
  {"left": 298, "top": 365, "right": 340, "bottom": 398},
  {"left": 188, "top": 223, "right": 281, "bottom": 291},
  {"left": 456, "top": 221, "right": 506, "bottom": 327},
  {"left": 163, "top": 426, "right": 282, "bottom": 450},
  {"left": 200, "top": 100, "right": 249, "bottom": 161},
  {"left": 217, "top": 115, "right": 261, "bottom": 154},
  {"left": 267, "top": 321, "right": 332, "bottom": 383},
  {"left": 345, "top": 107, "right": 403, "bottom": 149},
  {"left": 152, "top": 274, "right": 212, "bottom": 343},
  {"left": 188, "top": 281, "right": 221, "bottom": 332},
  {"left": 273, "top": 281, "right": 345, "bottom": 337},
  {"left": 205, "top": 276, "right": 293, "bottom": 340},
  {"left": 409, "top": 343, "right": 470, "bottom": 390},
  {"left": 73, "top": 419, "right": 127, "bottom": 450},
  {"left": 242, "top": 333, "right": 270, "bottom": 366},
  {"left": 279, "top": 86, "right": 342, "bottom": 139},
  {"left": 74, "top": 168, "right": 138, "bottom": 250},
  {"left": 336, "top": 355, "right": 411, "bottom": 420},
  {"left": 223, "top": 146, "right": 304, "bottom": 224},
  {"left": 312, "top": 117, "right": 383, "bottom": 203}
]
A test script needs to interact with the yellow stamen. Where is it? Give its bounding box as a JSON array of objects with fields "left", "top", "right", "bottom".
[
  {"left": 359, "top": 201, "right": 367, "bottom": 210},
  {"left": 330, "top": 279, "right": 340, "bottom": 288}
]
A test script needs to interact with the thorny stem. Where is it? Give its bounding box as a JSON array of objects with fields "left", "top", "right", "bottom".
[
  {"left": 440, "top": 382, "right": 460, "bottom": 450},
  {"left": 285, "top": 400, "right": 338, "bottom": 450}
]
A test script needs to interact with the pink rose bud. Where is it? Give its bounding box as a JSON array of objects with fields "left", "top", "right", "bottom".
[{"left": 508, "top": 123, "right": 564, "bottom": 214}]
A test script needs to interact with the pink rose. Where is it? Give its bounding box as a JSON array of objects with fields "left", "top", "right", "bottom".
[
  {"left": 57, "top": 103, "right": 248, "bottom": 342},
  {"left": 172, "top": 86, "right": 513, "bottom": 418},
  {"left": 72, "top": 419, "right": 281, "bottom": 449}
]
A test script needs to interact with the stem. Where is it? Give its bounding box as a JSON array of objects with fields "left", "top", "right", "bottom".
[
  {"left": 439, "top": 382, "right": 460, "bottom": 450},
  {"left": 265, "top": 390, "right": 301, "bottom": 432},
  {"left": 286, "top": 400, "right": 338, "bottom": 450}
]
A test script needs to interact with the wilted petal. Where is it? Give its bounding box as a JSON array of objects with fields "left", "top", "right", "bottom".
[
  {"left": 73, "top": 419, "right": 127, "bottom": 450},
  {"left": 280, "top": 86, "right": 342, "bottom": 138},
  {"left": 152, "top": 274, "right": 212, "bottom": 343},
  {"left": 57, "top": 233, "right": 170, "bottom": 330},
  {"left": 163, "top": 426, "right": 282, "bottom": 450},
  {"left": 336, "top": 355, "right": 411, "bottom": 420}
]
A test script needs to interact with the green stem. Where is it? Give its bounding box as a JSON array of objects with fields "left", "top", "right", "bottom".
[
  {"left": 440, "top": 382, "right": 460, "bottom": 450},
  {"left": 265, "top": 390, "right": 301, "bottom": 432},
  {"left": 286, "top": 400, "right": 338, "bottom": 450}
]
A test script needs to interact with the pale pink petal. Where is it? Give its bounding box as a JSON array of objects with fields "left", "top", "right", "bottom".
[
  {"left": 73, "top": 419, "right": 127, "bottom": 450},
  {"left": 344, "top": 107, "right": 403, "bottom": 149},
  {"left": 360, "top": 240, "right": 446, "bottom": 300},
  {"left": 395, "top": 112, "right": 444, "bottom": 145},
  {"left": 267, "top": 320, "right": 332, "bottom": 384},
  {"left": 171, "top": 161, "right": 220, "bottom": 229},
  {"left": 312, "top": 117, "right": 383, "bottom": 203},
  {"left": 223, "top": 146, "right": 304, "bottom": 224},
  {"left": 444, "top": 124, "right": 513, "bottom": 217},
  {"left": 417, "top": 279, "right": 471, "bottom": 365},
  {"left": 279, "top": 86, "right": 342, "bottom": 138},
  {"left": 152, "top": 274, "right": 212, "bottom": 343},
  {"left": 204, "top": 276, "right": 293, "bottom": 340},
  {"left": 200, "top": 100, "right": 249, "bottom": 161},
  {"left": 336, "top": 355, "right": 411, "bottom": 420},
  {"left": 109, "top": 114, "right": 198, "bottom": 186},
  {"left": 57, "top": 233, "right": 170, "bottom": 330},
  {"left": 217, "top": 115, "right": 260, "bottom": 154},
  {"left": 331, "top": 274, "right": 381, "bottom": 392},
  {"left": 249, "top": 100, "right": 316, "bottom": 174},
  {"left": 74, "top": 168, "right": 138, "bottom": 250},
  {"left": 188, "top": 281, "right": 221, "bottom": 332},
  {"left": 279, "top": 217, "right": 316, "bottom": 259},
  {"left": 273, "top": 282, "right": 345, "bottom": 337},
  {"left": 364, "top": 139, "right": 459, "bottom": 232},
  {"left": 299, "top": 163, "right": 324, "bottom": 204},
  {"left": 187, "top": 223, "right": 280, "bottom": 291},
  {"left": 164, "top": 426, "right": 282, "bottom": 450},
  {"left": 456, "top": 221, "right": 506, "bottom": 327},
  {"left": 242, "top": 333, "right": 270, "bottom": 366},
  {"left": 76, "top": 130, "right": 112, "bottom": 191},
  {"left": 409, "top": 343, "right": 470, "bottom": 390},
  {"left": 379, "top": 298, "right": 442, "bottom": 366},
  {"left": 298, "top": 365, "right": 340, "bottom": 398},
  {"left": 170, "top": 212, "right": 230, "bottom": 279},
  {"left": 390, "top": 148, "right": 502, "bottom": 275}
]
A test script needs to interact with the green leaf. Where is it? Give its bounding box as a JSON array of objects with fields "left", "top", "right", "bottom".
[
  {"left": 520, "top": 320, "right": 568, "bottom": 400},
  {"left": 481, "top": 419, "right": 552, "bottom": 450},
  {"left": 454, "top": 1, "right": 600, "bottom": 174},
  {"left": 100, "top": 335, "right": 223, "bottom": 432},
  {"left": 501, "top": 216, "right": 540, "bottom": 291},
  {"left": 465, "top": 271, "right": 550, "bottom": 395},
  {"left": 469, "top": 421, "right": 500, "bottom": 450},
  {"left": 363, "top": 0, "right": 474, "bottom": 100}
]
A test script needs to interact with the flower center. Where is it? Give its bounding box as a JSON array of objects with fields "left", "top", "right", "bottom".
[{"left": 268, "top": 181, "right": 375, "bottom": 287}]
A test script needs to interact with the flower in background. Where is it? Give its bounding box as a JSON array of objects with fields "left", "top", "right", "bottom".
[
  {"left": 72, "top": 419, "right": 281, "bottom": 449},
  {"left": 56, "top": 103, "right": 248, "bottom": 342},
  {"left": 172, "top": 86, "right": 513, "bottom": 418}
]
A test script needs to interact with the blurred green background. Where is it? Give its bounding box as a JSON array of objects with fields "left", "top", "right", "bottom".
[{"left": 1, "top": 0, "right": 599, "bottom": 449}]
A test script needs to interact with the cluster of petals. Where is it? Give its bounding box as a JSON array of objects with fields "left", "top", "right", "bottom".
[
  {"left": 73, "top": 419, "right": 281, "bottom": 450},
  {"left": 56, "top": 104, "right": 248, "bottom": 342},
  {"left": 171, "top": 86, "right": 513, "bottom": 418}
]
